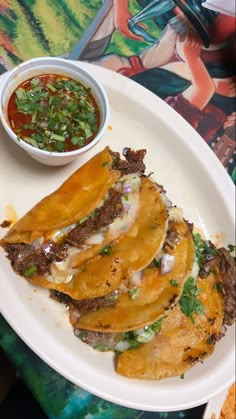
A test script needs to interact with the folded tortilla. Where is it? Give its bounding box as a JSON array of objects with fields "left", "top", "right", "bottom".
[
  {"left": 29, "top": 176, "right": 168, "bottom": 299},
  {"left": 73, "top": 220, "right": 195, "bottom": 331},
  {"left": 1, "top": 147, "right": 120, "bottom": 244},
  {"left": 116, "top": 270, "right": 224, "bottom": 380}
]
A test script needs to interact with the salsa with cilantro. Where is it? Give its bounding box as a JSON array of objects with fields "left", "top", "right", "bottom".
[{"left": 8, "top": 74, "right": 100, "bottom": 152}]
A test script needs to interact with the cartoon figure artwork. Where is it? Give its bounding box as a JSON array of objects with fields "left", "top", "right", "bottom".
[
  {"left": 69, "top": 0, "right": 235, "bottom": 180},
  {"left": 0, "top": 0, "right": 235, "bottom": 179}
]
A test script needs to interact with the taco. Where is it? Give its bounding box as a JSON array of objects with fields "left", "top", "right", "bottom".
[
  {"left": 71, "top": 231, "right": 235, "bottom": 379},
  {"left": 0, "top": 147, "right": 168, "bottom": 300},
  {"left": 25, "top": 175, "right": 168, "bottom": 299},
  {"left": 2, "top": 147, "right": 120, "bottom": 244},
  {"left": 116, "top": 270, "right": 224, "bottom": 380},
  {"left": 72, "top": 219, "right": 196, "bottom": 331}
]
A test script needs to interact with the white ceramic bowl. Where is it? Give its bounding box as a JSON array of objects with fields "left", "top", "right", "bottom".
[{"left": 0, "top": 57, "right": 110, "bottom": 166}]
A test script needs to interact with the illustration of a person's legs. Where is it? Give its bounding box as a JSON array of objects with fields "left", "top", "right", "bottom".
[
  {"left": 91, "top": 23, "right": 177, "bottom": 72},
  {"left": 78, "top": 0, "right": 150, "bottom": 61}
]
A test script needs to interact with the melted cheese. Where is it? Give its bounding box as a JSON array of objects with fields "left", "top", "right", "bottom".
[{"left": 46, "top": 175, "right": 141, "bottom": 284}]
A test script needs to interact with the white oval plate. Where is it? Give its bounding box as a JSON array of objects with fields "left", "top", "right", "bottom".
[{"left": 0, "top": 62, "right": 235, "bottom": 412}]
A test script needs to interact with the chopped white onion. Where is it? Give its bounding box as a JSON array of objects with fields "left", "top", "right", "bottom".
[
  {"left": 122, "top": 200, "right": 131, "bottom": 212},
  {"left": 48, "top": 262, "right": 79, "bottom": 283},
  {"left": 48, "top": 246, "right": 83, "bottom": 283},
  {"left": 115, "top": 340, "right": 131, "bottom": 352},
  {"left": 113, "top": 181, "right": 122, "bottom": 192},
  {"left": 108, "top": 188, "right": 140, "bottom": 238},
  {"left": 120, "top": 173, "right": 141, "bottom": 192},
  {"left": 42, "top": 241, "right": 55, "bottom": 255},
  {"left": 190, "top": 259, "right": 200, "bottom": 280},
  {"left": 161, "top": 193, "right": 172, "bottom": 208},
  {"left": 129, "top": 270, "right": 143, "bottom": 287},
  {"left": 51, "top": 223, "right": 77, "bottom": 240},
  {"left": 85, "top": 233, "right": 105, "bottom": 245},
  {"left": 38, "top": 120, "right": 48, "bottom": 129},
  {"left": 123, "top": 181, "right": 131, "bottom": 194},
  {"left": 32, "top": 238, "right": 44, "bottom": 249},
  {"left": 169, "top": 206, "right": 184, "bottom": 223},
  {"left": 161, "top": 253, "right": 176, "bottom": 274},
  {"left": 71, "top": 310, "right": 81, "bottom": 325}
]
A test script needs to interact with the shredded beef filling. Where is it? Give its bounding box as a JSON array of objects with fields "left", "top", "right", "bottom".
[
  {"left": 74, "top": 329, "right": 122, "bottom": 348},
  {"left": 3, "top": 241, "right": 68, "bottom": 276},
  {"left": 111, "top": 148, "right": 146, "bottom": 175},
  {"left": 0, "top": 220, "right": 11, "bottom": 228},
  {"left": 198, "top": 243, "right": 235, "bottom": 326},
  {"left": 199, "top": 240, "right": 219, "bottom": 278},
  {"left": 3, "top": 188, "right": 124, "bottom": 277},
  {"left": 218, "top": 248, "right": 236, "bottom": 326},
  {"left": 163, "top": 221, "right": 180, "bottom": 251},
  {"left": 207, "top": 329, "right": 226, "bottom": 345},
  {"left": 50, "top": 289, "right": 119, "bottom": 315},
  {"left": 185, "top": 352, "right": 208, "bottom": 365},
  {"left": 155, "top": 182, "right": 166, "bottom": 194},
  {"left": 184, "top": 219, "right": 194, "bottom": 233},
  {"left": 66, "top": 188, "right": 123, "bottom": 246}
]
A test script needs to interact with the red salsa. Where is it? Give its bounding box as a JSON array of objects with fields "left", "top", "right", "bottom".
[{"left": 8, "top": 74, "right": 100, "bottom": 152}]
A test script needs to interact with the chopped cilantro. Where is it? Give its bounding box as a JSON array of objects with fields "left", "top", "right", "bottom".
[
  {"left": 150, "top": 319, "right": 162, "bottom": 332},
  {"left": 136, "top": 328, "right": 155, "bottom": 343},
  {"left": 78, "top": 215, "right": 89, "bottom": 224},
  {"left": 108, "top": 294, "right": 119, "bottom": 302},
  {"left": 128, "top": 287, "right": 140, "bottom": 300},
  {"left": 170, "top": 279, "right": 178, "bottom": 287},
  {"left": 15, "top": 87, "right": 25, "bottom": 100},
  {"left": 228, "top": 244, "right": 236, "bottom": 253},
  {"left": 120, "top": 332, "right": 141, "bottom": 350},
  {"left": 93, "top": 344, "right": 110, "bottom": 352},
  {"left": 31, "top": 78, "right": 40, "bottom": 86},
  {"left": 78, "top": 331, "right": 85, "bottom": 339},
  {"left": 100, "top": 245, "right": 113, "bottom": 256},
  {"left": 120, "top": 319, "right": 163, "bottom": 349},
  {"left": 179, "top": 277, "right": 204, "bottom": 323},
  {"left": 46, "top": 82, "right": 57, "bottom": 92},
  {"left": 56, "top": 142, "right": 65, "bottom": 151},
  {"left": 102, "top": 161, "right": 109, "bottom": 167},
  {"left": 153, "top": 258, "right": 161, "bottom": 268},
  {"left": 193, "top": 233, "right": 218, "bottom": 270},
  {"left": 214, "top": 282, "right": 222, "bottom": 292},
  {"left": 24, "top": 265, "right": 37, "bottom": 276},
  {"left": 78, "top": 209, "right": 98, "bottom": 224},
  {"left": 71, "top": 136, "right": 85, "bottom": 146}
]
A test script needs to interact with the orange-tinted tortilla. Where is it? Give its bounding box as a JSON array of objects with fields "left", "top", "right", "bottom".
[
  {"left": 73, "top": 220, "right": 195, "bottom": 331},
  {"left": 28, "top": 177, "right": 168, "bottom": 299},
  {"left": 1, "top": 147, "right": 120, "bottom": 244},
  {"left": 116, "top": 271, "right": 224, "bottom": 380}
]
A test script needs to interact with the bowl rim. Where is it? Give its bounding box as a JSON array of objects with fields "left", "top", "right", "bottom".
[{"left": 0, "top": 56, "right": 110, "bottom": 157}]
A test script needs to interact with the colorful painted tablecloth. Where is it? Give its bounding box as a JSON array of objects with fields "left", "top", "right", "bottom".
[{"left": 0, "top": 1, "right": 235, "bottom": 418}]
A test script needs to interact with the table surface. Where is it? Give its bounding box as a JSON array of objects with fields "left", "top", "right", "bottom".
[{"left": 0, "top": 1, "right": 235, "bottom": 418}]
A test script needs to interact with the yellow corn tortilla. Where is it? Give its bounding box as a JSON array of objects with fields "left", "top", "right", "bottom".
[
  {"left": 116, "top": 271, "right": 224, "bottom": 380},
  {"left": 29, "top": 176, "right": 168, "bottom": 299},
  {"left": 1, "top": 147, "right": 120, "bottom": 244},
  {"left": 73, "top": 220, "right": 195, "bottom": 332}
]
